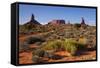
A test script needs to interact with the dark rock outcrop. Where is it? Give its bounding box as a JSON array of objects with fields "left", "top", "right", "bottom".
[
  {"left": 81, "top": 17, "right": 85, "bottom": 25},
  {"left": 81, "top": 17, "right": 87, "bottom": 26},
  {"left": 24, "top": 14, "right": 41, "bottom": 26}
]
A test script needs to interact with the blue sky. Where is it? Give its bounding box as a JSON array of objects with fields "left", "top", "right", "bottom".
[{"left": 19, "top": 4, "right": 96, "bottom": 25}]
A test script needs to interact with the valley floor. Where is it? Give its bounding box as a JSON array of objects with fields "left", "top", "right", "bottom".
[{"left": 19, "top": 50, "right": 96, "bottom": 64}]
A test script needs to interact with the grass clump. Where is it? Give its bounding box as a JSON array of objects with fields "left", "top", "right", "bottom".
[
  {"left": 41, "top": 39, "right": 85, "bottom": 56},
  {"left": 41, "top": 40, "right": 64, "bottom": 51},
  {"left": 63, "top": 39, "right": 77, "bottom": 55}
]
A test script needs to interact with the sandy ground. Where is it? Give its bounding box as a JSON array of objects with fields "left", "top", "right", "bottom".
[
  {"left": 19, "top": 50, "right": 96, "bottom": 64},
  {"left": 19, "top": 33, "right": 96, "bottom": 64}
]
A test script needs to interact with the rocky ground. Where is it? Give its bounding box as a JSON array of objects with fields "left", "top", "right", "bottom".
[
  {"left": 19, "top": 24, "right": 96, "bottom": 64},
  {"left": 19, "top": 50, "right": 96, "bottom": 64}
]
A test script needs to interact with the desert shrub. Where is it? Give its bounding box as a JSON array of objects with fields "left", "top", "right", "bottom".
[
  {"left": 33, "top": 49, "right": 52, "bottom": 57},
  {"left": 33, "top": 49, "right": 53, "bottom": 57},
  {"left": 32, "top": 49, "right": 62, "bottom": 60},
  {"left": 33, "top": 49, "right": 45, "bottom": 57},
  {"left": 63, "top": 39, "right": 78, "bottom": 55},
  {"left": 32, "top": 55, "right": 48, "bottom": 63},
  {"left": 65, "top": 39, "right": 85, "bottom": 51},
  {"left": 76, "top": 42, "right": 85, "bottom": 50},
  {"left": 32, "top": 55, "right": 40, "bottom": 63},
  {"left": 41, "top": 39, "right": 85, "bottom": 56},
  {"left": 74, "top": 23, "right": 81, "bottom": 29},
  {"left": 43, "top": 32, "right": 54, "bottom": 39},
  {"left": 19, "top": 42, "right": 29, "bottom": 52},
  {"left": 19, "top": 25, "right": 34, "bottom": 34},
  {"left": 78, "top": 36, "right": 87, "bottom": 45},
  {"left": 43, "top": 50, "right": 55, "bottom": 58},
  {"left": 25, "top": 36, "right": 45, "bottom": 44},
  {"left": 42, "top": 40, "right": 64, "bottom": 51},
  {"left": 85, "top": 38, "right": 96, "bottom": 50},
  {"left": 50, "top": 54, "right": 63, "bottom": 60},
  {"left": 78, "top": 36, "right": 96, "bottom": 50}
]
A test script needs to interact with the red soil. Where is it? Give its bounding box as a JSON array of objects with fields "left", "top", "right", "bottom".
[
  {"left": 19, "top": 51, "right": 33, "bottom": 64},
  {"left": 19, "top": 50, "right": 96, "bottom": 64},
  {"left": 19, "top": 33, "right": 96, "bottom": 64}
]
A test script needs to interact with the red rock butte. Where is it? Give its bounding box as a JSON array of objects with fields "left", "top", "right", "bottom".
[{"left": 48, "top": 20, "right": 65, "bottom": 25}]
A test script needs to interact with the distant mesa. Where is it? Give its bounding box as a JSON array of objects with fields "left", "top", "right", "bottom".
[
  {"left": 23, "top": 14, "right": 87, "bottom": 27},
  {"left": 24, "top": 14, "right": 41, "bottom": 26},
  {"left": 48, "top": 20, "right": 65, "bottom": 25}
]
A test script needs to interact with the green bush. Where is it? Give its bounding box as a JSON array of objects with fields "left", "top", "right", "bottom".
[
  {"left": 41, "top": 39, "right": 85, "bottom": 56},
  {"left": 64, "top": 39, "right": 85, "bottom": 53},
  {"left": 64, "top": 43, "right": 77, "bottom": 55},
  {"left": 42, "top": 40, "right": 64, "bottom": 51}
]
